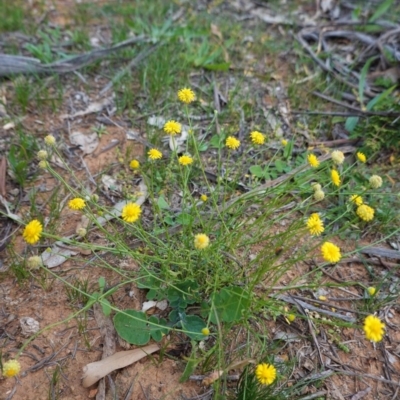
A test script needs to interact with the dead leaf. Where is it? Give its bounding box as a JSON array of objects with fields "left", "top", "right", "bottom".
[
  {"left": 82, "top": 344, "right": 159, "bottom": 388},
  {"left": 202, "top": 370, "right": 224, "bottom": 386},
  {"left": 41, "top": 242, "right": 79, "bottom": 268},
  {"left": 61, "top": 97, "right": 113, "bottom": 119},
  {"left": 101, "top": 175, "right": 121, "bottom": 192},
  {"left": 211, "top": 24, "right": 223, "bottom": 41},
  {"left": 3, "top": 121, "right": 15, "bottom": 130},
  {"left": 69, "top": 131, "right": 99, "bottom": 154},
  {"left": 350, "top": 388, "right": 371, "bottom": 400}
]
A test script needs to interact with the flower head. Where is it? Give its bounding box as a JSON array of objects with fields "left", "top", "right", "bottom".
[
  {"left": 178, "top": 88, "right": 196, "bottom": 104},
  {"left": 130, "top": 159, "right": 140, "bottom": 169},
  {"left": 200, "top": 194, "right": 208, "bottom": 202},
  {"left": 331, "top": 150, "right": 345, "bottom": 165},
  {"left": 307, "top": 153, "right": 320, "bottom": 168},
  {"left": 367, "top": 287, "right": 376, "bottom": 296},
  {"left": 357, "top": 204, "right": 374, "bottom": 221},
  {"left": 357, "top": 152, "right": 366, "bottom": 163},
  {"left": 27, "top": 255, "right": 42, "bottom": 270},
  {"left": 311, "top": 183, "right": 322, "bottom": 191},
  {"left": 23, "top": 220, "right": 43, "bottom": 244},
  {"left": 255, "top": 363, "right": 277, "bottom": 386},
  {"left": 76, "top": 227, "right": 87, "bottom": 237},
  {"left": 314, "top": 189, "right": 325, "bottom": 201},
  {"left": 363, "top": 315, "right": 385, "bottom": 342},
  {"left": 201, "top": 327, "right": 210, "bottom": 336},
  {"left": 39, "top": 160, "right": 48, "bottom": 169},
  {"left": 163, "top": 120, "right": 181, "bottom": 135},
  {"left": 44, "top": 135, "right": 56, "bottom": 146},
  {"left": 148, "top": 148, "right": 162, "bottom": 160},
  {"left": 281, "top": 139, "right": 288, "bottom": 146},
  {"left": 121, "top": 203, "right": 141, "bottom": 223},
  {"left": 68, "top": 198, "right": 86, "bottom": 210},
  {"left": 37, "top": 150, "right": 48, "bottom": 160},
  {"left": 287, "top": 313, "right": 296, "bottom": 322},
  {"left": 179, "top": 155, "right": 193, "bottom": 166},
  {"left": 306, "top": 213, "right": 324, "bottom": 236},
  {"left": 2, "top": 360, "right": 21, "bottom": 378},
  {"left": 225, "top": 136, "right": 240, "bottom": 150},
  {"left": 194, "top": 233, "right": 210, "bottom": 250},
  {"left": 331, "top": 169, "right": 341, "bottom": 187},
  {"left": 250, "top": 131, "right": 265, "bottom": 145},
  {"left": 350, "top": 195, "right": 363, "bottom": 206},
  {"left": 321, "top": 242, "right": 341, "bottom": 263},
  {"left": 369, "top": 175, "right": 383, "bottom": 189}
]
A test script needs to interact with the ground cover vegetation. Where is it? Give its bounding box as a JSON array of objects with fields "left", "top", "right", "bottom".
[{"left": 1, "top": 1, "right": 400, "bottom": 399}]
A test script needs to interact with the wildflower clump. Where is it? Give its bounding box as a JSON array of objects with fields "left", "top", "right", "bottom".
[
  {"left": 369, "top": 175, "right": 382, "bottom": 189},
  {"left": 194, "top": 234, "right": 210, "bottom": 250},
  {"left": 250, "top": 131, "right": 265, "bottom": 145},
  {"left": 331, "top": 169, "right": 341, "bottom": 187},
  {"left": 321, "top": 242, "right": 341, "bottom": 263},
  {"left": 357, "top": 204, "right": 374, "bottom": 221},
  {"left": 68, "top": 198, "right": 86, "bottom": 210},
  {"left": 306, "top": 213, "right": 324, "bottom": 236},
  {"left": 363, "top": 315, "right": 385, "bottom": 343},
  {"left": 2, "top": 359, "right": 21, "bottom": 378},
  {"left": 130, "top": 160, "right": 140, "bottom": 169},
  {"left": 307, "top": 153, "right": 320, "bottom": 168},
  {"left": 225, "top": 136, "right": 240, "bottom": 150},
  {"left": 44, "top": 134, "right": 56, "bottom": 146},
  {"left": 178, "top": 88, "right": 196, "bottom": 104},
  {"left": 255, "top": 363, "right": 277, "bottom": 386},
  {"left": 357, "top": 152, "right": 366, "bottom": 163},
  {"left": 148, "top": 148, "right": 162, "bottom": 160},
  {"left": 121, "top": 203, "right": 141, "bottom": 223},
  {"left": 164, "top": 120, "right": 181, "bottom": 135},
  {"left": 178, "top": 155, "right": 193, "bottom": 166},
  {"left": 331, "top": 150, "right": 345, "bottom": 165},
  {"left": 23, "top": 220, "right": 43, "bottom": 244},
  {"left": 350, "top": 195, "right": 363, "bottom": 206}
]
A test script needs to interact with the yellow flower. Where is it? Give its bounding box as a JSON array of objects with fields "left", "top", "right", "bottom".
[
  {"left": 2, "top": 359, "right": 21, "bottom": 378},
  {"left": 163, "top": 120, "right": 181, "bottom": 135},
  {"left": 281, "top": 139, "right": 288, "bottom": 146},
  {"left": 250, "top": 131, "right": 265, "bottom": 145},
  {"left": 44, "top": 135, "right": 56, "bottom": 146},
  {"left": 121, "top": 203, "right": 141, "bottom": 223},
  {"left": 331, "top": 150, "right": 345, "bottom": 165},
  {"left": 357, "top": 204, "right": 374, "bottom": 221},
  {"left": 331, "top": 169, "right": 341, "bottom": 186},
  {"left": 306, "top": 213, "right": 324, "bottom": 236},
  {"left": 307, "top": 154, "right": 320, "bottom": 168},
  {"left": 130, "top": 159, "right": 140, "bottom": 169},
  {"left": 367, "top": 287, "right": 376, "bottom": 296},
  {"left": 255, "top": 363, "right": 277, "bottom": 386},
  {"left": 363, "top": 315, "right": 385, "bottom": 343},
  {"left": 201, "top": 327, "right": 210, "bottom": 336},
  {"left": 23, "top": 220, "right": 43, "bottom": 244},
  {"left": 357, "top": 152, "right": 367, "bottom": 163},
  {"left": 200, "top": 194, "right": 208, "bottom": 202},
  {"left": 369, "top": 175, "right": 382, "bottom": 189},
  {"left": 321, "top": 242, "right": 341, "bottom": 263},
  {"left": 225, "top": 136, "right": 240, "bottom": 150},
  {"left": 178, "top": 155, "right": 193, "bottom": 166},
  {"left": 68, "top": 198, "right": 86, "bottom": 210},
  {"left": 37, "top": 150, "right": 48, "bottom": 160},
  {"left": 314, "top": 189, "right": 325, "bottom": 201},
  {"left": 27, "top": 255, "right": 42, "bottom": 270},
  {"left": 350, "top": 195, "right": 363, "bottom": 206},
  {"left": 194, "top": 233, "right": 210, "bottom": 250},
  {"left": 148, "top": 148, "right": 162, "bottom": 160},
  {"left": 287, "top": 313, "right": 296, "bottom": 322},
  {"left": 178, "top": 88, "right": 196, "bottom": 104}
]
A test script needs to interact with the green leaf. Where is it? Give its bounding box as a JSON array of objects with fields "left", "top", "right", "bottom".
[
  {"left": 203, "top": 62, "right": 230, "bottom": 71},
  {"left": 157, "top": 195, "right": 169, "bottom": 210},
  {"left": 345, "top": 116, "right": 359, "bottom": 132},
  {"left": 167, "top": 280, "right": 199, "bottom": 308},
  {"left": 369, "top": 0, "right": 394, "bottom": 22},
  {"left": 180, "top": 345, "right": 201, "bottom": 382},
  {"left": 249, "top": 165, "right": 264, "bottom": 178},
  {"left": 114, "top": 310, "right": 150, "bottom": 345},
  {"left": 100, "top": 299, "right": 111, "bottom": 316},
  {"left": 274, "top": 159, "right": 287, "bottom": 173},
  {"left": 210, "top": 134, "right": 224, "bottom": 149},
  {"left": 176, "top": 213, "right": 193, "bottom": 226},
  {"left": 283, "top": 140, "right": 293, "bottom": 159},
  {"left": 359, "top": 57, "right": 377, "bottom": 106},
  {"left": 366, "top": 85, "right": 396, "bottom": 111},
  {"left": 181, "top": 315, "right": 206, "bottom": 340},
  {"left": 149, "top": 316, "right": 169, "bottom": 342},
  {"left": 198, "top": 142, "right": 208, "bottom": 151},
  {"left": 98, "top": 276, "right": 106, "bottom": 292}
]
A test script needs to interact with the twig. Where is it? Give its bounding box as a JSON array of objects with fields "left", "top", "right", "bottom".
[{"left": 329, "top": 367, "right": 400, "bottom": 387}]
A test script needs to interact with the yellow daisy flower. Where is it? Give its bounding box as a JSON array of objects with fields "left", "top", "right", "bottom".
[
  {"left": 68, "top": 198, "right": 86, "bottom": 210},
  {"left": 255, "top": 363, "right": 277, "bottom": 386},
  {"left": 148, "top": 148, "right": 162, "bottom": 160},
  {"left": 349, "top": 195, "right": 363, "bottom": 206},
  {"left": 321, "top": 242, "right": 341, "bottom": 263},
  {"left": 250, "top": 131, "right": 265, "bottom": 145},
  {"left": 331, "top": 169, "right": 341, "bottom": 186},
  {"left": 23, "top": 220, "right": 43, "bottom": 244},
  {"left": 130, "top": 159, "right": 140, "bottom": 169},
  {"left": 306, "top": 213, "right": 324, "bottom": 236},
  {"left": 225, "top": 136, "right": 240, "bottom": 150},
  {"left": 357, "top": 152, "right": 366, "bottom": 163},
  {"left": 307, "top": 154, "right": 320, "bottom": 168},
  {"left": 363, "top": 315, "right": 385, "bottom": 342},
  {"left": 177, "top": 88, "right": 196, "bottom": 104},
  {"left": 2, "top": 360, "right": 21, "bottom": 378},
  {"left": 356, "top": 204, "right": 374, "bottom": 221},
  {"left": 194, "top": 233, "right": 210, "bottom": 249},
  {"left": 121, "top": 203, "right": 142, "bottom": 223},
  {"left": 178, "top": 155, "right": 193, "bottom": 166},
  {"left": 163, "top": 120, "right": 181, "bottom": 135}
]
